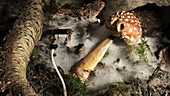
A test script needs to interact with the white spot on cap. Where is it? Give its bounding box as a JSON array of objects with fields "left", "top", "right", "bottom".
[
  {"left": 134, "top": 27, "right": 137, "bottom": 31},
  {"left": 129, "top": 29, "right": 133, "bottom": 33},
  {"left": 127, "top": 16, "right": 131, "bottom": 18},
  {"left": 126, "top": 12, "right": 130, "bottom": 15},
  {"left": 121, "top": 11, "right": 125, "bottom": 15},
  {"left": 129, "top": 13, "right": 133, "bottom": 15},
  {"left": 140, "top": 28, "right": 142, "bottom": 32},
  {"left": 124, "top": 36, "right": 130, "bottom": 40},
  {"left": 131, "top": 20, "right": 134, "bottom": 23},
  {"left": 125, "top": 18, "right": 129, "bottom": 22},
  {"left": 130, "top": 37, "right": 135, "bottom": 41},
  {"left": 126, "top": 23, "right": 130, "bottom": 26},
  {"left": 121, "top": 16, "right": 125, "bottom": 18}
]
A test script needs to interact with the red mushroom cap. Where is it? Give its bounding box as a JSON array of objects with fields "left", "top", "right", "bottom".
[{"left": 106, "top": 11, "right": 142, "bottom": 45}]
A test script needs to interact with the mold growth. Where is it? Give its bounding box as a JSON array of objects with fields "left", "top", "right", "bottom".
[
  {"left": 52, "top": 20, "right": 160, "bottom": 92},
  {"left": 102, "top": 82, "right": 132, "bottom": 96},
  {"left": 28, "top": 3, "right": 170, "bottom": 96}
]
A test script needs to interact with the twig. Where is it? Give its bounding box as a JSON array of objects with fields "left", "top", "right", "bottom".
[{"left": 51, "top": 49, "right": 67, "bottom": 96}]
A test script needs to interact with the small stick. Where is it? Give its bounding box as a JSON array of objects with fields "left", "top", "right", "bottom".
[{"left": 51, "top": 49, "right": 67, "bottom": 96}]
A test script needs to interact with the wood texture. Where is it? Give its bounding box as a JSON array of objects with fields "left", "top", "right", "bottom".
[{"left": 3, "top": 0, "right": 43, "bottom": 95}]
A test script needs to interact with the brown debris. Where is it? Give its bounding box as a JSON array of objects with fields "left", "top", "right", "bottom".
[
  {"left": 74, "top": 44, "right": 85, "bottom": 54},
  {"left": 64, "top": 30, "right": 72, "bottom": 45},
  {"left": 57, "top": 0, "right": 105, "bottom": 18},
  {"left": 148, "top": 67, "right": 170, "bottom": 95},
  {"left": 159, "top": 47, "right": 170, "bottom": 72}
]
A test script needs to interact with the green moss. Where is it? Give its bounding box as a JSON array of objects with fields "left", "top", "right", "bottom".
[
  {"left": 136, "top": 37, "right": 148, "bottom": 63},
  {"left": 105, "top": 82, "right": 132, "bottom": 96},
  {"left": 70, "top": 77, "right": 87, "bottom": 96},
  {"left": 125, "top": 37, "right": 149, "bottom": 64}
]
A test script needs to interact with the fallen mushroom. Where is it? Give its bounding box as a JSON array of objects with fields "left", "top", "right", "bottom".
[{"left": 72, "top": 11, "right": 142, "bottom": 82}]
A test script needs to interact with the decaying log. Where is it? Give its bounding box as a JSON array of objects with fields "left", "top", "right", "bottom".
[{"left": 2, "top": 0, "right": 43, "bottom": 95}]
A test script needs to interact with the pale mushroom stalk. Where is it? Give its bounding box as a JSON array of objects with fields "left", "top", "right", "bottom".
[
  {"left": 73, "top": 11, "right": 142, "bottom": 82},
  {"left": 73, "top": 36, "right": 115, "bottom": 82}
]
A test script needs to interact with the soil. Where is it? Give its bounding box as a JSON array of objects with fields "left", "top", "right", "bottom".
[{"left": 0, "top": 0, "right": 170, "bottom": 96}]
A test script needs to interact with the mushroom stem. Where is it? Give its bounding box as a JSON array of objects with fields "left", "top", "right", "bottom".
[{"left": 73, "top": 35, "right": 115, "bottom": 82}]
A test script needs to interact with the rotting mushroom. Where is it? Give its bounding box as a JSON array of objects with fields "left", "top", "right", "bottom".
[{"left": 72, "top": 11, "right": 142, "bottom": 82}]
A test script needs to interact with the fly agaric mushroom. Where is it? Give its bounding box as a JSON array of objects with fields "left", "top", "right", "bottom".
[
  {"left": 72, "top": 11, "right": 142, "bottom": 82},
  {"left": 106, "top": 11, "right": 142, "bottom": 45}
]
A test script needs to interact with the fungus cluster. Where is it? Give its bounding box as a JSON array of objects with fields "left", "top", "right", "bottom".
[{"left": 73, "top": 11, "right": 142, "bottom": 82}]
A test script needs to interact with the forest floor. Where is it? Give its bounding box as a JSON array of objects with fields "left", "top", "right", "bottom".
[{"left": 0, "top": 0, "right": 170, "bottom": 96}]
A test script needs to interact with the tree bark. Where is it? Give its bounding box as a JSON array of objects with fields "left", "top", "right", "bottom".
[{"left": 2, "top": 0, "right": 43, "bottom": 95}]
